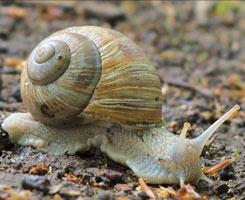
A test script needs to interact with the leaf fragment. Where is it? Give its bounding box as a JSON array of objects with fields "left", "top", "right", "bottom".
[
  {"left": 138, "top": 178, "right": 157, "bottom": 199},
  {"left": 203, "top": 159, "right": 235, "bottom": 176},
  {"left": 29, "top": 162, "right": 49, "bottom": 175}
]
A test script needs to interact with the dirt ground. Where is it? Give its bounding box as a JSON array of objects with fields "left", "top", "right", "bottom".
[{"left": 0, "top": 1, "right": 244, "bottom": 200}]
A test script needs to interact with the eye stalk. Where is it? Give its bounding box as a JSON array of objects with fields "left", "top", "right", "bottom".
[
  {"left": 193, "top": 105, "right": 240, "bottom": 156},
  {"left": 172, "top": 122, "right": 191, "bottom": 159}
]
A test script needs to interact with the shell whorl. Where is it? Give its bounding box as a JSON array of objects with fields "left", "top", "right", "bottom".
[
  {"left": 27, "top": 40, "right": 71, "bottom": 85},
  {"left": 22, "top": 26, "right": 163, "bottom": 129},
  {"left": 22, "top": 31, "right": 102, "bottom": 126}
]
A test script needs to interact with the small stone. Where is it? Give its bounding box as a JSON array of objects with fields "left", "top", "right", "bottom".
[
  {"left": 114, "top": 183, "right": 132, "bottom": 192},
  {"left": 84, "top": 168, "right": 100, "bottom": 176},
  {"left": 82, "top": 172, "right": 92, "bottom": 181},
  {"left": 63, "top": 164, "right": 75, "bottom": 173},
  {"left": 137, "top": 191, "right": 150, "bottom": 200},
  {"left": 103, "top": 169, "right": 123, "bottom": 181},
  {"left": 95, "top": 176, "right": 111, "bottom": 187},
  {"left": 49, "top": 184, "right": 63, "bottom": 194},
  {"left": 21, "top": 175, "right": 50, "bottom": 193},
  {"left": 98, "top": 191, "right": 113, "bottom": 200},
  {"left": 67, "top": 190, "right": 82, "bottom": 196},
  {"left": 57, "top": 170, "right": 65, "bottom": 179},
  {"left": 234, "top": 181, "right": 245, "bottom": 191},
  {"left": 215, "top": 184, "right": 229, "bottom": 195},
  {"left": 56, "top": 164, "right": 75, "bottom": 179},
  {"left": 219, "top": 165, "right": 234, "bottom": 181},
  {"left": 73, "top": 169, "right": 83, "bottom": 177},
  {"left": 81, "top": 185, "right": 94, "bottom": 197}
]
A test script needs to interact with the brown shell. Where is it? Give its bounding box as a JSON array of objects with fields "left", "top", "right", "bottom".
[{"left": 21, "top": 26, "right": 163, "bottom": 129}]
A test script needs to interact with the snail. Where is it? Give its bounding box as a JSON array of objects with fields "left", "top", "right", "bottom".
[{"left": 2, "top": 26, "right": 240, "bottom": 187}]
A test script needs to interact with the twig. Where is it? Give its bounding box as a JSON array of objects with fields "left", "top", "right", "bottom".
[
  {"left": 205, "top": 133, "right": 218, "bottom": 149},
  {"left": 139, "top": 178, "right": 157, "bottom": 199}
]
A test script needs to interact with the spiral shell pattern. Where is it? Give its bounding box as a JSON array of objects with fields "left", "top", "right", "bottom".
[
  {"left": 21, "top": 26, "right": 162, "bottom": 129},
  {"left": 27, "top": 40, "right": 71, "bottom": 85}
]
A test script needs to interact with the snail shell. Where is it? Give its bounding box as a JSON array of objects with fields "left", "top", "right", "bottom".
[{"left": 21, "top": 26, "right": 162, "bottom": 128}]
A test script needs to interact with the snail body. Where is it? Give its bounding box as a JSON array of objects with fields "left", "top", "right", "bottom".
[{"left": 2, "top": 26, "right": 239, "bottom": 186}]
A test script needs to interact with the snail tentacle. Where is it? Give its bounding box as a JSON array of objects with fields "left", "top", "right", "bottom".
[
  {"left": 172, "top": 122, "right": 190, "bottom": 160},
  {"left": 192, "top": 105, "right": 240, "bottom": 156}
]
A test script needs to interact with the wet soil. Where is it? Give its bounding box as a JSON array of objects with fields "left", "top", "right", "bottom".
[{"left": 0, "top": 1, "right": 244, "bottom": 200}]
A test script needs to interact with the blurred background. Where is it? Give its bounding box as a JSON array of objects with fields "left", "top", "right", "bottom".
[{"left": 0, "top": 1, "right": 244, "bottom": 199}]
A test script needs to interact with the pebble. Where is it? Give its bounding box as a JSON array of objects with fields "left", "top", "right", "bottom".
[
  {"left": 234, "top": 181, "right": 245, "bottom": 191},
  {"left": 94, "top": 176, "right": 111, "bottom": 187},
  {"left": 137, "top": 191, "right": 150, "bottom": 200},
  {"left": 57, "top": 170, "right": 65, "bottom": 179},
  {"left": 114, "top": 183, "right": 132, "bottom": 192},
  {"left": 215, "top": 184, "right": 229, "bottom": 195},
  {"left": 98, "top": 191, "right": 114, "bottom": 200},
  {"left": 84, "top": 167, "right": 100, "bottom": 177},
  {"left": 56, "top": 164, "right": 75, "bottom": 179},
  {"left": 103, "top": 169, "right": 123, "bottom": 182},
  {"left": 83, "top": 168, "right": 122, "bottom": 187},
  {"left": 81, "top": 185, "right": 95, "bottom": 197},
  {"left": 219, "top": 165, "right": 234, "bottom": 181},
  {"left": 21, "top": 175, "right": 50, "bottom": 193}
]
